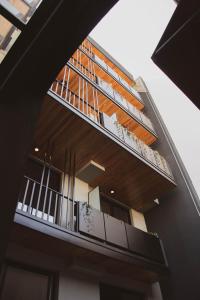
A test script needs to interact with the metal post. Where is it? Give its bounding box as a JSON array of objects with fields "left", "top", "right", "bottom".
[
  {"left": 72, "top": 152, "right": 76, "bottom": 231},
  {"left": 65, "top": 67, "right": 71, "bottom": 101},
  {"left": 35, "top": 151, "right": 47, "bottom": 215},
  {"left": 66, "top": 151, "right": 72, "bottom": 229},
  {"left": 60, "top": 149, "right": 68, "bottom": 227}
]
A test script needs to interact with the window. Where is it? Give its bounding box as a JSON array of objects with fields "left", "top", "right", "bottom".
[
  {"left": 0, "top": 263, "right": 56, "bottom": 300},
  {"left": 100, "top": 194, "right": 131, "bottom": 224},
  {"left": 100, "top": 284, "right": 144, "bottom": 300},
  {"left": 0, "top": 14, "right": 21, "bottom": 63}
]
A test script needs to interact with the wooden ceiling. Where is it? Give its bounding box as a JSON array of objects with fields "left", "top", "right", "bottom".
[
  {"left": 56, "top": 67, "right": 156, "bottom": 145},
  {"left": 33, "top": 95, "right": 175, "bottom": 213}
]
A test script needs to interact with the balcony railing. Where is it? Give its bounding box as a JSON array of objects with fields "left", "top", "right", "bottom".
[
  {"left": 50, "top": 73, "right": 173, "bottom": 178},
  {"left": 17, "top": 176, "right": 76, "bottom": 230},
  {"left": 16, "top": 176, "right": 167, "bottom": 265},
  {"left": 79, "top": 40, "right": 142, "bottom": 102},
  {"left": 68, "top": 52, "right": 155, "bottom": 134}
]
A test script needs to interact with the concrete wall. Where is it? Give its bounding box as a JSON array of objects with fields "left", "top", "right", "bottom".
[
  {"left": 138, "top": 78, "right": 200, "bottom": 300},
  {"left": 59, "top": 272, "right": 100, "bottom": 300}
]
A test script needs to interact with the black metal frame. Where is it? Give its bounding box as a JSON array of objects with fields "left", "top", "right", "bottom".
[{"left": 0, "top": 260, "right": 59, "bottom": 300}]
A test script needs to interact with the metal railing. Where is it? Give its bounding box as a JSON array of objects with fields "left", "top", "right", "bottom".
[
  {"left": 50, "top": 78, "right": 173, "bottom": 179},
  {"left": 17, "top": 176, "right": 77, "bottom": 231},
  {"left": 50, "top": 72, "right": 173, "bottom": 179},
  {"left": 68, "top": 51, "right": 156, "bottom": 134},
  {"left": 80, "top": 39, "right": 143, "bottom": 102}
]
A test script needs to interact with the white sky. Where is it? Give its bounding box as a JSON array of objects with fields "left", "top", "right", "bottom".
[{"left": 90, "top": 0, "right": 200, "bottom": 198}]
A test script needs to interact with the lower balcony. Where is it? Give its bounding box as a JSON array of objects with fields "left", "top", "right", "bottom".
[{"left": 13, "top": 175, "right": 169, "bottom": 284}]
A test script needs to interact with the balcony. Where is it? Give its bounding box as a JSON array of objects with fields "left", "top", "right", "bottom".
[
  {"left": 32, "top": 94, "right": 175, "bottom": 213},
  {"left": 69, "top": 47, "right": 147, "bottom": 118},
  {"left": 50, "top": 67, "right": 172, "bottom": 179},
  {"left": 56, "top": 62, "right": 157, "bottom": 146},
  {"left": 80, "top": 42, "right": 143, "bottom": 103},
  {"left": 80, "top": 38, "right": 142, "bottom": 104},
  {"left": 14, "top": 175, "right": 168, "bottom": 283}
]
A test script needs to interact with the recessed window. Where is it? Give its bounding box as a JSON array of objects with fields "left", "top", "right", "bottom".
[
  {"left": 0, "top": 14, "right": 21, "bottom": 63},
  {"left": 100, "top": 194, "right": 131, "bottom": 224},
  {"left": 0, "top": 0, "right": 43, "bottom": 24}
]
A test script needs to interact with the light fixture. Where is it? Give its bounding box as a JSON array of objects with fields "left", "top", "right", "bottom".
[
  {"left": 110, "top": 190, "right": 115, "bottom": 194},
  {"left": 34, "top": 147, "right": 39, "bottom": 152}
]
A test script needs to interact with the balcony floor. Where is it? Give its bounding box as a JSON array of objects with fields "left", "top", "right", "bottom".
[
  {"left": 33, "top": 94, "right": 175, "bottom": 212},
  {"left": 11, "top": 211, "right": 169, "bottom": 284}
]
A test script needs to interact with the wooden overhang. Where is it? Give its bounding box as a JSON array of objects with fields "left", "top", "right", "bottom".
[
  {"left": 33, "top": 94, "right": 176, "bottom": 213},
  {"left": 152, "top": 0, "right": 200, "bottom": 109},
  {"left": 10, "top": 213, "right": 169, "bottom": 284},
  {"left": 56, "top": 66, "right": 157, "bottom": 145}
]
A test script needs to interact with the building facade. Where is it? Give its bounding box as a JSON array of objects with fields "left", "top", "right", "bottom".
[{"left": 1, "top": 6, "right": 200, "bottom": 299}]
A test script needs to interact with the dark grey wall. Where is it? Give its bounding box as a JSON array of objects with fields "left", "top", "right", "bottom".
[{"left": 138, "top": 78, "right": 200, "bottom": 300}]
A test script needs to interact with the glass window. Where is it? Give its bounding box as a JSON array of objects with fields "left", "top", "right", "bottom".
[
  {"left": 1, "top": 264, "right": 54, "bottom": 300},
  {"left": 0, "top": 0, "right": 43, "bottom": 24},
  {"left": 100, "top": 195, "right": 131, "bottom": 224},
  {"left": 0, "top": 14, "right": 21, "bottom": 63}
]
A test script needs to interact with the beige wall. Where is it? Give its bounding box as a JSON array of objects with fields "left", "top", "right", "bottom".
[
  {"left": 130, "top": 209, "right": 147, "bottom": 232},
  {"left": 60, "top": 174, "right": 90, "bottom": 227},
  {"left": 10, "top": 0, "right": 29, "bottom": 16},
  {"left": 0, "top": 16, "right": 12, "bottom": 37}
]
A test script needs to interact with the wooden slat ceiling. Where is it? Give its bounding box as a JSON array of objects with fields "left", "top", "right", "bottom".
[
  {"left": 56, "top": 67, "right": 156, "bottom": 145},
  {"left": 33, "top": 95, "right": 175, "bottom": 212}
]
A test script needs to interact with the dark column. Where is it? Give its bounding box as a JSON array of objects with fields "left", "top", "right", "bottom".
[{"left": 0, "top": 0, "right": 118, "bottom": 269}]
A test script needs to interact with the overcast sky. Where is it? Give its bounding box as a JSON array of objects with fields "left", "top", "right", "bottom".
[{"left": 90, "top": 0, "right": 200, "bottom": 198}]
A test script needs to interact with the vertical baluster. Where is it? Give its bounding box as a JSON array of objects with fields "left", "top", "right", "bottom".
[
  {"left": 36, "top": 152, "right": 47, "bottom": 216},
  {"left": 65, "top": 67, "right": 71, "bottom": 101},
  {"left": 54, "top": 193, "right": 58, "bottom": 224},
  {"left": 92, "top": 86, "right": 96, "bottom": 121},
  {"left": 78, "top": 76, "right": 81, "bottom": 111},
  {"left": 82, "top": 77, "right": 85, "bottom": 114},
  {"left": 60, "top": 149, "right": 68, "bottom": 227},
  {"left": 72, "top": 153, "right": 76, "bottom": 231},
  {"left": 87, "top": 56, "right": 90, "bottom": 80},
  {"left": 86, "top": 81, "right": 89, "bottom": 116},
  {"left": 42, "top": 154, "right": 52, "bottom": 220},
  {"left": 66, "top": 151, "right": 72, "bottom": 229},
  {"left": 28, "top": 181, "right": 36, "bottom": 214},
  {"left": 95, "top": 89, "right": 100, "bottom": 124},
  {"left": 60, "top": 65, "right": 67, "bottom": 98},
  {"left": 55, "top": 80, "right": 59, "bottom": 95},
  {"left": 73, "top": 93, "right": 76, "bottom": 107},
  {"left": 92, "top": 60, "right": 96, "bottom": 83},
  {"left": 47, "top": 190, "right": 52, "bottom": 222},
  {"left": 76, "top": 49, "right": 79, "bottom": 69},
  {"left": 79, "top": 50, "right": 81, "bottom": 71},
  {"left": 68, "top": 90, "right": 72, "bottom": 105},
  {"left": 22, "top": 178, "right": 30, "bottom": 212}
]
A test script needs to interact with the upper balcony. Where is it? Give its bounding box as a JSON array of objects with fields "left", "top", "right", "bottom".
[
  {"left": 79, "top": 38, "right": 143, "bottom": 108},
  {"left": 79, "top": 37, "right": 144, "bottom": 105},
  {"left": 32, "top": 91, "right": 175, "bottom": 213},
  {"left": 57, "top": 61, "right": 157, "bottom": 145}
]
